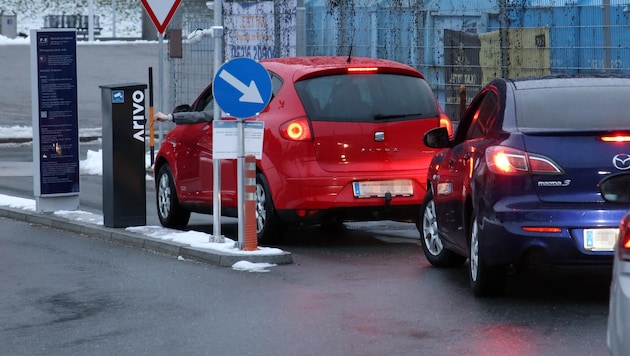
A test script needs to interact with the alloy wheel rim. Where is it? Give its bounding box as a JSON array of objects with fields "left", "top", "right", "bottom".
[
  {"left": 158, "top": 174, "right": 171, "bottom": 218},
  {"left": 255, "top": 182, "right": 267, "bottom": 233},
  {"left": 422, "top": 200, "right": 443, "bottom": 256},
  {"left": 470, "top": 218, "right": 479, "bottom": 282}
]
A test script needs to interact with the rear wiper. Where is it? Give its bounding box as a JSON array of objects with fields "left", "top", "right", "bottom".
[{"left": 373, "top": 112, "right": 423, "bottom": 120}]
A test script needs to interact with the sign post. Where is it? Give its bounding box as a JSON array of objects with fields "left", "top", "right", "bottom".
[
  {"left": 140, "top": 0, "right": 182, "bottom": 147},
  {"left": 213, "top": 57, "right": 272, "bottom": 249}
]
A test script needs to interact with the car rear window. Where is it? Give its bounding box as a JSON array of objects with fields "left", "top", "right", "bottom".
[
  {"left": 294, "top": 73, "right": 439, "bottom": 122},
  {"left": 515, "top": 86, "right": 630, "bottom": 131}
]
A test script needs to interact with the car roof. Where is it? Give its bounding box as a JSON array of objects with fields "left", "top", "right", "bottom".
[
  {"left": 507, "top": 74, "right": 630, "bottom": 90},
  {"left": 260, "top": 56, "right": 424, "bottom": 82}
]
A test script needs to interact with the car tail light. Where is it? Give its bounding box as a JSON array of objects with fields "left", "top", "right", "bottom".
[
  {"left": 522, "top": 226, "right": 562, "bottom": 233},
  {"left": 280, "top": 117, "right": 313, "bottom": 141},
  {"left": 486, "top": 146, "right": 564, "bottom": 175},
  {"left": 347, "top": 67, "right": 378, "bottom": 74},
  {"left": 600, "top": 135, "right": 630, "bottom": 143},
  {"left": 619, "top": 215, "right": 630, "bottom": 261}
]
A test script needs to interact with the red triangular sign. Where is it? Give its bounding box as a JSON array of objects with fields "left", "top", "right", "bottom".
[{"left": 141, "top": 0, "right": 182, "bottom": 34}]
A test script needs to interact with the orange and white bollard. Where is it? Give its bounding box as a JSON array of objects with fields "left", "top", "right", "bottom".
[{"left": 243, "top": 154, "right": 258, "bottom": 251}]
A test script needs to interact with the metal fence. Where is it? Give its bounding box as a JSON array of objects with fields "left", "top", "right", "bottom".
[{"left": 166, "top": 0, "right": 630, "bottom": 121}]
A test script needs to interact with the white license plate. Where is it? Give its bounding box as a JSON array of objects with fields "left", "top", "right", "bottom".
[
  {"left": 352, "top": 179, "right": 413, "bottom": 198},
  {"left": 583, "top": 228, "right": 618, "bottom": 251}
]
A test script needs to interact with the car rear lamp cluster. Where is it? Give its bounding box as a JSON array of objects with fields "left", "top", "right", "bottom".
[
  {"left": 280, "top": 117, "right": 313, "bottom": 141},
  {"left": 486, "top": 146, "right": 563, "bottom": 175},
  {"left": 619, "top": 215, "right": 630, "bottom": 261}
]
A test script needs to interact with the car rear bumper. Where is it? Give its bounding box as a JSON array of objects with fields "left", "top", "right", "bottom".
[
  {"left": 477, "top": 202, "right": 623, "bottom": 267},
  {"left": 277, "top": 204, "right": 421, "bottom": 225},
  {"left": 272, "top": 174, "right": 427, "bottom": 209}
]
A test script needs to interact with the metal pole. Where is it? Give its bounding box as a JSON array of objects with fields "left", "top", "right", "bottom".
[
  {"left": 236, "top": 118, "right": 245, "bottom": 249},
  {"left": 112, "top": 0, "right": 117, "bottom": 38},
  {"left": 88, "top": 0, "right": 94, "bottom": 41},
  {"left": 212, "top": 0, "right": 224, "bottom": 243},
  {"left": 158, "top": 33, "right": 164, "bottom": 145}
]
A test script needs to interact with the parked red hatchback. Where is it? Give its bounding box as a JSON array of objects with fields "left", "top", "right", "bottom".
[{"left": 154, "top": 56, "right": 451, "bottom": 243}]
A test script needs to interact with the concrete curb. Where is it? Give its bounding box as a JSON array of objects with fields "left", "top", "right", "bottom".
[{"left": 0, "top": 206, "right": 293, "bottom": 267}]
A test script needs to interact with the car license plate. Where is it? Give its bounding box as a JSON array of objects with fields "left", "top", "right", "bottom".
[
  {"left": 352, "top": 179, "right": 413, "bottom": 198},
  {"left": 583, "top": 228, "right": 618, "bottom": 251}
]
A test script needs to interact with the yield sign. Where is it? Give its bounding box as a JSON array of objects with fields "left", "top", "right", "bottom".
[{"left": 141, "top": 0, "right": 182, "bottom": 34}]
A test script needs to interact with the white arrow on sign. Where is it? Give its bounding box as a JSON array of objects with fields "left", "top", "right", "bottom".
[{"left": 218, "top": 69, "right": 264, "bottom": 104}]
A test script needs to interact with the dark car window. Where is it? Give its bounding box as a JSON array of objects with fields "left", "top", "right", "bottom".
[
  {"left": 270, "top": 72, "right": 283, "bottom": 97},
  {"left": 515, "top": 85, "right": 630, "bottom": 131},
  {"left": 294, "top": 73, "right": 439, "bottom": 122},
  {"left": 465, "top": 91, "right": 498, "bottom": 140}
]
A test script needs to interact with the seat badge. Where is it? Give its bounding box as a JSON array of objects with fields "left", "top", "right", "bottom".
[
  {"left": 437, "top": 182, "right": 452, "bottom": 195},
  {"left": 374, "top": 131, "right": 385, "bottom": 142}
]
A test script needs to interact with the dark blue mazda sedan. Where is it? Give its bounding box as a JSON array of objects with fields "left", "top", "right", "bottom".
[{"left": 420, "top": 75, "right": 630, "bottom": 297}]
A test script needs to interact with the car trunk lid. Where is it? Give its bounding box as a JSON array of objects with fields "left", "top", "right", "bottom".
[{"left": 523, "top": 133, "right": 630, "bottom": 203}]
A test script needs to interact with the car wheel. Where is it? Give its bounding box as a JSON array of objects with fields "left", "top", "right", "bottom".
[
  {"left": 418, "top": 190, "right": 466, "bottom": 267},
  {"left": 156, "top": 164, "right": 190, "bottom": 229},
  {"left": 256, "top": 173, "right": 284, "bottom": 244},
  {"left": 469, "top": 214, "right": 506, "bottom": 297}
]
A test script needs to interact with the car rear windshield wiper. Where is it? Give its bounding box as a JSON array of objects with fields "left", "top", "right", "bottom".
[{"left": 373, "top": 112, "right": 423, "bottom": 120}]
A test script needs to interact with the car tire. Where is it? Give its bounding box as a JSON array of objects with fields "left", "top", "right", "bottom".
[
  {"left": 256, "top": 172, "right": 284, "bottom": 244},
  {"left": 418, "top": 190, "right": 466, "bottom": 267},
  {"left": 469, "top": 214, "right": 506, "bottom": 297},
  {"left": 156, "top": 164, "right": 190, "bottom": 229}
]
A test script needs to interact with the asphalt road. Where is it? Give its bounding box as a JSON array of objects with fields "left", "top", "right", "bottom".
[{"left": 0, "top": 216, "right": 612, "bottom": 356}]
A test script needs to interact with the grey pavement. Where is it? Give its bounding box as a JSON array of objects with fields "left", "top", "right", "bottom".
[
  {"left": 0, "top": 161, "right": 293, "bottom": 267},
  {"left": 0, "top": 203, "right": 293, "bottom": 266}
]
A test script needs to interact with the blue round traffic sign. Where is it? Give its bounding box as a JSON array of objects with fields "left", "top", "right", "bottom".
[{"left": 212, "top": 57, "right": 272, "bottom": 119}]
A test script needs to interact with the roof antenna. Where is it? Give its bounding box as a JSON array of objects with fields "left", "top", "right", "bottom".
[
  {"left": 346, "top": 26, "right": 355, "bottom": 63},
  {"left": 346, "top": 44, "right": 353, "bottom": 63}
]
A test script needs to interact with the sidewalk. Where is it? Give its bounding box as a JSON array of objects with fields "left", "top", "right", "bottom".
[{"left": 0, "top": 161, "right": 293, "bottom": 268}]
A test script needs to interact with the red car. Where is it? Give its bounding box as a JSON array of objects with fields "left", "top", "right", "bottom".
[{"left": 154, "top": 56, "right": 452, "bottom": 243}]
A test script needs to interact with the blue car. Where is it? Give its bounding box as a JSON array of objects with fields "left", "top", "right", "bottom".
[{"left": 419, "top": 75, "right": 630, "bottom": 297}]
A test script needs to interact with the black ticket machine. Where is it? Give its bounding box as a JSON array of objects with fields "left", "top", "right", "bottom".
[{"left": 100, "top": 83, "right": 148, "bottom": 228}]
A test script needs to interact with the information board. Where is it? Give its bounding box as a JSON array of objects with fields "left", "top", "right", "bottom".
[{"left": 31, "top": 29, "right": 80, "bottom": 212}]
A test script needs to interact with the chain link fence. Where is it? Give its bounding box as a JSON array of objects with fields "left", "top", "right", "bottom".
[{"left": 165, "top": 0, "right": 630, "bottom": 121}]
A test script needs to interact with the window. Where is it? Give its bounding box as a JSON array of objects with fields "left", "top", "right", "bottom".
[
  {"left": 294, "top": 73, "right": 439, "bottom": 122},
  {"left": 464, "top": 91, "right": 498, "bottom": 140}
]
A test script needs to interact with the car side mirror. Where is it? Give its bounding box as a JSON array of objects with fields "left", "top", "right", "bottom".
[
  {"left": 423, "top": 127, "right": 451, "bottom": 148},
  {"left": 173, "top": 104, "right": 192, "bottom": 113},
  {"left": 600, "top": 173, "right": 630, "bottom": 203}
]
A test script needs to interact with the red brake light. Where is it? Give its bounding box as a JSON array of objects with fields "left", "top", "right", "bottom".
[
  {"left": 486, "top": 146, "right": 563, "bottom": 175},
  {"left": 600, "top": 135, "right": 630, "bottom": 142},
  {"left": 280, "top": 117, "right": 313, "bottom": 141},
  {"left": 347, "top": 67, "right": 378, "bottom": 74},
  {"left": 619, "top": 216, "right": 630, "bottom": 261},
  {"left": 522, "top": 226, "right": 562, "bottom": 233}
]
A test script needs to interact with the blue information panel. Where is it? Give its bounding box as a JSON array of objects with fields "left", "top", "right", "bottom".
[
  {"left": 35, "top": 30, "right": 80, "bottom": 195},
  {"left": 212, "top": 57, "right": 272, "bottom": 119}
]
